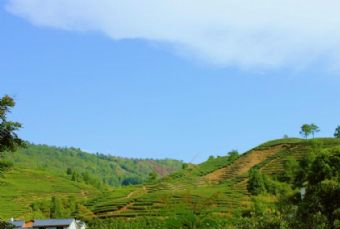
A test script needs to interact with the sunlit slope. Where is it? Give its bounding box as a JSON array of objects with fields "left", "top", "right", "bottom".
[
  {"left": 0, "top": 144, "right": 183, "bottom": 220},
  {"left": 0, "top": 168, "right": 98, "bottom": 219},
  {"left": 86, "top": 138, "right": 340, "bottom": 218},
  {"left": 4, "top": 144, "right": 183, "bottom": 187}
]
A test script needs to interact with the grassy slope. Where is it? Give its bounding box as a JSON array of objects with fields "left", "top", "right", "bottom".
[
  {"left": 0, "top": 144, "right": 183, "bottom": 219},
  {"left": 85, "top": 138, "right": 340, "bottom": 219},
  {"left": 0, "top": 168, "right": 98, "bottom": 219}
]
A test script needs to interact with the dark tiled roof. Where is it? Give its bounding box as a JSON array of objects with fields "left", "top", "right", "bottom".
[{"left": 33, "top": 219, "right": 74, "bottom": 227}]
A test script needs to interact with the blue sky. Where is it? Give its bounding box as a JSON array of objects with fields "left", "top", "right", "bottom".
[{"left": 1, "top": 1, "right": 340, "bottom": 162}]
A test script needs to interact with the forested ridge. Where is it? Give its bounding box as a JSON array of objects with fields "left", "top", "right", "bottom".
[{"left": 3, "top": 143, "right": 183, "bottom": 187}]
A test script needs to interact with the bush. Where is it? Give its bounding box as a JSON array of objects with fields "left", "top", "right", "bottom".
[
  {"left": 121, "top": 177, "right": 142, "bottom": 186},
  {"left": 247, "top": 168, "right": 266, "bottom": 195},
  {"left": 0, "top": 160, "right": 13, "bottom": 174},
  {"left": 0, "top": 219, "right": 14, "bottom": 229}
]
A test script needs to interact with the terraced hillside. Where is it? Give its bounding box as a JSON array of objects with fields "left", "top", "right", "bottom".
[
  {"left": 0, "top": 144, "right": 183, "bottom": 220},
  {"left": 0, "top": 168, "right": 99, "bottom": 219},
  {"left": 3, "top": 138, "right": 340, "bottom": 222},
  {"left": 85, "top": 138, "right": 340, "bottom": 219}
]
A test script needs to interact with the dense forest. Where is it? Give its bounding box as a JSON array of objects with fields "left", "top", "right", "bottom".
[{"left": 3, "top": 143, "right": 183, "bottom": 187}]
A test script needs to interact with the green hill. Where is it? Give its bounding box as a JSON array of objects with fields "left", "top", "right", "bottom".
[
  {"left": 0, "top": 144, "right": 183, "bottom": 219},
  {"left": 3, "top": 144, "right": 183, "bottom": 186},
  {"left": 3, "top": 138, "right": 340, "bottom": 229},
  {"left": 83, "top": 138, "right": 340, "bottom": 224},
  {"left": 0, "top": 168, "right": 99, "bottom": 219}
]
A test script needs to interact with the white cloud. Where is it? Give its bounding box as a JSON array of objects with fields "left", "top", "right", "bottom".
[{"left": 6, "top": 0, "right": 340, "bottom": 69}]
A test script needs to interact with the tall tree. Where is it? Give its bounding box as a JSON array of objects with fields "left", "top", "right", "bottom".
[
  {"left": 300, "top": 124, "right": 312, "bottom": 139},
  {"left": 295, "top": 149, "right": 340, "bottom": 229},
  {"left": 310, "top": 123, "right": 320, "bottom": 139},
  {"left": 50, "top": 196, "right": 64, "bottom": 218},
  {"left": 334, "top": 126, "right": 340, "bottom": 138},
  {"left": 0, "top": 95, "right": 22, "bottom": 229},
  {"left": 0, "top": 95, "right": 24, "bottom": 155}
]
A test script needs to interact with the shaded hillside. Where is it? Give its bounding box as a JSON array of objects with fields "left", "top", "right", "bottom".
[
  {"left": 3, "top": 144, "right": 183, "bottom": 187},
  {"left": 85, "top": 138, "right": 340, "bottom": 221}
]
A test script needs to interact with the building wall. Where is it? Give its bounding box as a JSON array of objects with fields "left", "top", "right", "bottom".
[{"left": 69, "top": 221, "right": 77, "bottom": 229}]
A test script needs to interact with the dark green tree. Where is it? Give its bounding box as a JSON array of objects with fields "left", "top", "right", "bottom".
[
  {"left": 71, "top": 171, "right": 80, "bottom": 182},
  {"left": 228, "top": 150, "right": 239, "bottom": 160},
  {"left": 295, "top": 149, "right": 340, "bottom": 229},
  {"left": 300, "top": 124, "right": 312, "bottom": 139},
  {"left": 66, "top": 168, "right": 73, "bottom": 175},
  {"left": 0, "top": 95, "right": 24, "bottom": 154},
  {"left": 247, "top": 168, "right": 266, "bottom": 195},
  {"left": 0, "top": 95, "right": 23, "bottom": 229},
  {"left": 310, "top": 123, "right": 320, "bottom": 139},
  {"left": 334, "top": 126, "right": 340, "bottom": 138},
  {"left": 0, "top": 221, "right": 14, "bottom": 229},
  {"left": 148, "top": 171, "right": 158, "bottom": 182},
  {"left": 50, "top": 196, "right": 64, "bottom": 218}
]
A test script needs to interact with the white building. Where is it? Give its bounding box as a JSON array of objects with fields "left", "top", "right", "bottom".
[{"left": 9, "top": 218, "right": 86, "bottom": 229}]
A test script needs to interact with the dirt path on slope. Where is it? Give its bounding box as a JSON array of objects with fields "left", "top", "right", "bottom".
[
  {"left": 203, "top": 145, "right": 283, "bottom": 183},
  {"left": 126, "top": 186, "right": 147, "bottom": 198}
]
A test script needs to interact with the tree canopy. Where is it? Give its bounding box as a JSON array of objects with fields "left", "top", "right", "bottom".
[
  {"left": 0, "top": 95, "right": 23, "bottom": 154},
  {"left": 300, "top": 123, "right": 320, "bottom": 139},
  {"left": 247, "top": 168, "right": 266, "bottom": 195},
  {"left": 334, "top": 126, "right": 340, "bottom": 138},
  {"left": 0, "top": 95, "right": 22, "bottom": 229},
  {"left": 310, "top": 123, "right": 320, "bottom": 138}
]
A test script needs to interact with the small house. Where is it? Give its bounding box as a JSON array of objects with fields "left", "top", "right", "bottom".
[{"left": 9, "top": 218, "right": 86, "bottom": 229}]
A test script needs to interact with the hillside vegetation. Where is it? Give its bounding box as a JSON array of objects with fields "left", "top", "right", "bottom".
[
  {"left": 3, "top": 138, "right": 340, "bottom": 229},
  {"left": 0, "top": 144, "right": 183, "bottom": 219},
  {"left": 0, "top": 167, "right": 99, "bottom": 219},
  {"left": 3, "top": 144, "right": 183, "bottom": 186},
  {"left": 82, "top": 138, "right": 340, "bottom": 228}
]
